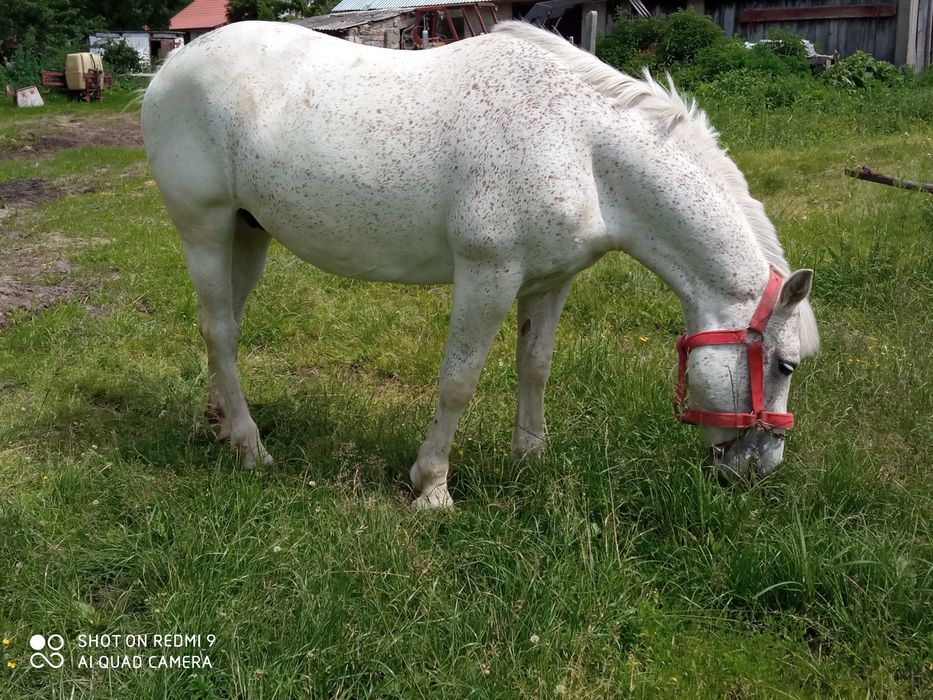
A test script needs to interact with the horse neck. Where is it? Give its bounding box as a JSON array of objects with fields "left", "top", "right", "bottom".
[{"left": 593, "top": 125, "right": 771, "bottom": 332}]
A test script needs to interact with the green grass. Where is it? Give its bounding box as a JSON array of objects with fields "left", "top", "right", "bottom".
[{"left": 0, "top": 87, "right": 931, "bottom": 698}]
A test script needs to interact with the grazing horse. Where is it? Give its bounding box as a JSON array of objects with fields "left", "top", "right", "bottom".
[{"left": 142, "top": 20, "right": 818, "bottom": 509}]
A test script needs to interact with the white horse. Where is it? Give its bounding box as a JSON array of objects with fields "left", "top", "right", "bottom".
[{"left": 142, "top": 20, "right": 818, "bottom": 509}]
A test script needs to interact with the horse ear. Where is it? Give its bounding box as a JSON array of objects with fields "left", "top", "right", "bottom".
[{"left": 780, "top": 269, "right": 813, "bottom": 308}]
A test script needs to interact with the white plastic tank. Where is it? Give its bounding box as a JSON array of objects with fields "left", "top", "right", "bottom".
[{"left": 65, "top": 53, "right": 104, "bottom": 91}]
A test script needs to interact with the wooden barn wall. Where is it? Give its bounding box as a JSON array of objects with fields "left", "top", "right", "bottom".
[
  {"left": 708, "top": 1, "right": 899, "bottom": 62},
  {"left": 915, "top": 0, "right": 932, "bottom": 67}
]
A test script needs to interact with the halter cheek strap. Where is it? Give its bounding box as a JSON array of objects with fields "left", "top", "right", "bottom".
[{"left": 674, "top": 268, "right": 794, "bottom": 432}]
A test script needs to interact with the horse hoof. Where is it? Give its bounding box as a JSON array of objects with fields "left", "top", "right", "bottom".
[
  {"left": 238, "top": 445, "right": 273, "bottom": 470},
  {"left": 511, "top": 440, "right": 546, "bottom": 461},
  {"left": 411, "top": 484, "right": 454, "bottom": 511},
  {"left": 512, "top": 435, "right": 547, "bottom": 462}
]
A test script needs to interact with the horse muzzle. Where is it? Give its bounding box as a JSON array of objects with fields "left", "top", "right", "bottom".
[{"left": 710, "top": 427, "right": 786, "bottom": 479}]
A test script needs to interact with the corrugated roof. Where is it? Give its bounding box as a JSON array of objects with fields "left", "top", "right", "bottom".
[
  {"left": 292, "top": 10, "right": 404, "bottom": 31},
  {"left": 170, "top": 0, "right": 230, "bottom": 31},
  {"left": 332, "top": 0, "right": 477, "bottom": 11}
]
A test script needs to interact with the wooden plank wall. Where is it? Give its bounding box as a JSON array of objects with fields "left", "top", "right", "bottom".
[
  {"left": 915, "top": 0, "right": 932, "bottom": 67},
  {"left": 708, "top": 0, "right": 900, "bottom": 62}
]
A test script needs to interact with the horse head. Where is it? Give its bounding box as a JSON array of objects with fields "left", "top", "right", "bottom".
[{"left": 676, "top": 269, "right": 814, "bottom": 479}]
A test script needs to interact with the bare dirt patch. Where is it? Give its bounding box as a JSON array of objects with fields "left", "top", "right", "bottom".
[
  {"left": 0, "top": 178, "right": 62, "bottom": 208},
  {"left": 0, "top": 113, "right": 143, "bottom": 161},
  {"left": 0, "top": 111, "right": 136, "bottom": 326},
  {"left": 0, "top": 228, "right": 111, "bottom": 328},
  {"left": 0, "top": 179, "right": 109, "bottom": 328}
]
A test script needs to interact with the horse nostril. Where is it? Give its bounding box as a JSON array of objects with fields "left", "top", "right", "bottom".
[{"left": 709, "top": 440, "right": 734, "bottom": 463}]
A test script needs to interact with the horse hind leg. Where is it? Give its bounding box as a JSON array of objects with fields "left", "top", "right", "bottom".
[
  {"left": 208, "top": 211, "right": 272, "bottom": 439},
  {"left": 512, "top": 280, "right": 573, "bottom": 459},
  {"left": 179, "top": 205, "right": 272, "bottom": 468}
]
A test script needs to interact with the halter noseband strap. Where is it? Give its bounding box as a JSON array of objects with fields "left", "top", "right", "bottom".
[{"left": 674, "top": 268, "right": 794, "bottom": 432}]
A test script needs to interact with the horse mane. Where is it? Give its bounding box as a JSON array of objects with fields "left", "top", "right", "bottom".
[{"left": 492, "top": 21, "right": 819, "bottom": 355}]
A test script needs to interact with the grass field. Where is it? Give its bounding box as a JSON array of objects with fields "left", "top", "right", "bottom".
[{"left": 0, "top": 83, "right": 930, "bottom": 698}]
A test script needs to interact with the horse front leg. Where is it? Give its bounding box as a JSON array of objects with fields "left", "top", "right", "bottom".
[
  {"left": 410, "top": 262, "right": 522, "bottom": 510},
  {"left": 512, "top": 280, "right": 573, "bottom": 459}
]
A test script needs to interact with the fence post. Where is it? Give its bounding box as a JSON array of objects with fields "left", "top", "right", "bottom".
[{"left": 583, "top": 10, "right": 598, "bottom": 54}]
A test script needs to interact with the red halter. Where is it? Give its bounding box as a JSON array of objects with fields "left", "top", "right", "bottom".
[{"left": 674, "top": 268, "right": 794, "bottom": 432}]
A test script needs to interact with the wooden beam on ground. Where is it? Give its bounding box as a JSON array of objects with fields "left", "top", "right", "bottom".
[{"left": 844, "top": 165, "right": 933, "bottom": 194}]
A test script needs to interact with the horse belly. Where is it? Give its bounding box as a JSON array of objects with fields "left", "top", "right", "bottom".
[
  {"left": 242, "top": 163, "right": 456, "bottom": 284},
  {"left": 270, "top": 219, "right": 456, "bottom": 284}
]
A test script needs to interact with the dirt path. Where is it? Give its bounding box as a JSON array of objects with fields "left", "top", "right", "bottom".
[
  {"left": 0, "top": 112, "right": 143, "bottom": 161},
  {"left": 0, "top": 114, "right": 141, "bottom": 327}
]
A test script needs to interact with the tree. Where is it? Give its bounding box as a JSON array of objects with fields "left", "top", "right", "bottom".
[
  {"left": 0, "top": 0, "right": 89, "bottom": 64},
  {"left": 0, "top": 0, "right": 190, "bottom": 64},
  {"left": 76, "top": 0, "right": 192, "bottom": 31},
  {"left": 0, "top": 0, "right": 191, "bottom": 87},
  {"left": 228, "top": 0, "right": 286, "bottom": 21},
  {"left": 227, "top": 0, "right": 337, "bottom": 22}
]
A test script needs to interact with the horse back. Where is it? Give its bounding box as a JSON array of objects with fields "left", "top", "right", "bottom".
[{"left": 143, "top": 22, "right": 608, "bottom": 283}]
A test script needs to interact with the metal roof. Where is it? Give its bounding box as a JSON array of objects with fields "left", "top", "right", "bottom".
[
  {"left": 170, "top": 0, "right": 229, "bottom": 31},
  {"left": 292, "top": 10, "right": 404, "bottom": 31},
  {"left": 331, "top": 0, "right": 482, "bottom": 11}
]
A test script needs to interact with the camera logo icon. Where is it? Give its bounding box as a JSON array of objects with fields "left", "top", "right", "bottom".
[{"left": 29, "top": 634, "right": 65, "bottom": 669}]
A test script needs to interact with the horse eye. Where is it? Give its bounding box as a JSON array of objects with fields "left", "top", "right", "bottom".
[{"left": 777, "top": 359, "right": 797, "bottom": 376}]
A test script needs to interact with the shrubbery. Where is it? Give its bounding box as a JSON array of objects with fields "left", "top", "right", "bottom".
[
  {"left": 693, "top": 69, "right": 816, "bottom": 111},
  {"left": 820, "top": 50, "right": 906, "bottom": 90},
  {"left": 654, "top": 9, "right": 723, "bottom": 67},
  {"left": 596, "top": 9, "right": 919, "bottom": 104},
  {"left": 596, "top": 11, "right": 722, "bottom": 76},
  {"left": 100, "top": 39, "right": 144, "bottom": 74},
  {"left": 0, "top": 30, "right": 83, "bottom": 89}
]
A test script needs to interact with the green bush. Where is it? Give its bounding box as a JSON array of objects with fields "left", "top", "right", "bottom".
[
  {"left": 100, "top": 39, "right": 144, "bottom": 74},
  {"left": 654, "top": 9, "right": 723, "bottom": 68},
  {"left": 597, "top": 10, "right": 931, "bottom": 112},
  {"left": 596, "top": 16, "right": 664, "bottom": 75},
  {"left": 0, "top": 38, "right": 43, "bottom": 89},
  {"left": 763, "top": 28, "right": 809, "bottom": 62},
  {"left": 0, "top": 29, "right": 80, "bottom": 89},
  {"left": 598, "top": 10, "right": 808, "bottom": 84},
  {"left": 820, "top": 51, "right": 904, "bottom": 89},
  {"left": 597, "top": 10, "right": 724, "bottom": 74},
  {"left": 692, "top": 38, "right": 750, "bottom": 80},
  {"left": 746, "top": 38, "right": 810, "bottom": 76}
]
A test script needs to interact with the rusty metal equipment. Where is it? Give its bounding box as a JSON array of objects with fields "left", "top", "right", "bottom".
[
  {"left": 40, "top": 68, "right": 112, "bottom": 101},
  {"left": 403, "top": 3, "right": 498, "bottom": 48},
  {"left": 40, "top": 53, "right": 113, "bottom": 102}
]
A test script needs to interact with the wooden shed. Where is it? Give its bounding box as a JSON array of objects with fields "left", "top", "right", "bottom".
[{"left": 293, "top": 10, "right": 415, "bottom": 48}]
